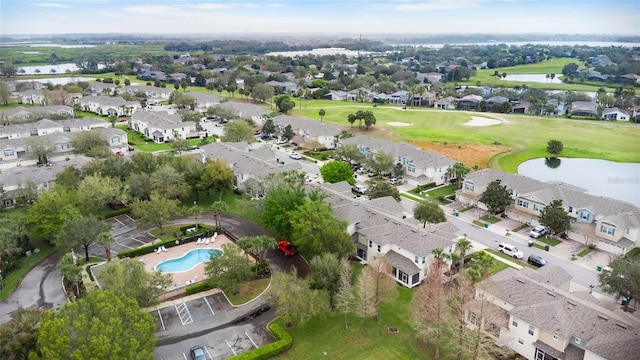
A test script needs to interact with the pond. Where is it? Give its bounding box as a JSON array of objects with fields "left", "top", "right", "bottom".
[
  {"left": 502, "top": 74, "right": 563, "bottom": 84},
  {"left": 16, "top": 76, "right": 96, "bottom": 85},
  {"left": 517, "top": 158, "right": 640, "bottom": 207},
  {"left": 17, "top": 63, "right": 80, "bottom": 75}
]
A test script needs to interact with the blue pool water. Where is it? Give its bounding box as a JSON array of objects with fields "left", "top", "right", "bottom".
[{"left": 156, "top": 248, "right": 222, "bottom": 273}]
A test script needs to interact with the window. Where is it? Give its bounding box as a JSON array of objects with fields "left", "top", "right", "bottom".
[
  {"left": 377, "top": 245, "right": 381, "bottom": 252},
  {"left": 518, "top": 338, "right": 524, "bottom": 345},
  {"left": 412, "top": 273, "right": 419, "bottom": 284},
  {"left": 568, "top": 206, "right": 573, "bottom": 213},
  {"left": 600, "top": 224, "right": 615, "bottom": 236},
  {"left": 533, "top": 204, "right": 545, "bottom": 212},
  {"left": 4, "top": 150, "right": 15, "bottom": 157},
  {"left": 512, "top": 318, "right": 518, "bottom": 327},
  {"left": 111, "top": 136, "right": 120, "bottom": 144},
  {"left": 528, "top": 325, "right": 535, "bottom": 335},
  {"left": 63, "top": 126, "right": 70, "bottom": 132},
  {"left": 422, "top": 256, "right": 426, "bottom": 264},
  {"left": 517, "top": 199, "right": 529, "bottom": 208},
  {"left": 407, "top": 164, "right": 416, "bottom": 173},
  {"left": 553, "top": 334, "right": 558, "bottom": 341},
  {"left": 368, "top": 240, "right": 372, "bottom": 248},
  {"left": 399, "top": 271, "right": 408, "bottom": 284},
  {"left": 580, "top": 212, "right": 590, "bottom": 220},
  {"left": 469, "top": 312, "right": 478, "bottom": 325},
  {"left": 464, "top": 183, "right": 475, "bottom": 191},
  {"left": 414, "top": 256, "right": 419, "bottom": 264}
]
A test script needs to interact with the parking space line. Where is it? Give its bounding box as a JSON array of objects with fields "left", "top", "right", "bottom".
[
  {"left": 203, "top": 297, "right": 215, "bottom": 316},
  {"left": 246, "top": 331, "right": 258, "bottom": 349},
  {"left": 129, "top": 236, "right": 148, "bottom": 245},
  {"left": 125, "top": 214, "right": 135, "bottom": 222},
  {"left": 157, "top": 309, "right": 166, "bottom": 331},
  {"left": 115, "top": 242, "right": 134, "bottom": 249},
  {"left": 225, "top": 339, "right": 237, "bottom": 356},
  {"left": 204, "top": 346, "right": 213, "bottom": 359},
  {"left": 182, "top": 353, "right": 187, "bottom": 360}
]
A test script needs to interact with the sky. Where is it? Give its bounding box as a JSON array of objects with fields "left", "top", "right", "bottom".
[{"left": 1, "top": 0, "right": 639, "bottom": 36}]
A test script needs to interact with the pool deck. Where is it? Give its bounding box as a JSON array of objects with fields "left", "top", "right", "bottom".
[{"left": 138, "top": 234, "right": 235, "bottom": 290}]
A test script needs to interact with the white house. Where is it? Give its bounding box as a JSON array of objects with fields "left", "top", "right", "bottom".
[
  {"left": 271, "top": 114, "right": 342, "bottom": 149},
  {"left": 78, "top": 96, "right": 141, "bottom": 117},
  {"left": 130, "top": 110, "right": 197, "bottom": 143},
  {"left": 602, "top": 107, "right": 630, "bottom": 121}
]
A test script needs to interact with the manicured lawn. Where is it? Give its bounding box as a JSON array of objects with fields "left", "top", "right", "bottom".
[
  {"left": 0, "top": 245, "right": 58, "bottom": 301},
  {"left": 149, "top": 224, "right": 198, "bottom": 241},
  {"left": 424, "top": 185, "right": 456, "bottom": 204},
  {"left": 121, "top": 126, "right": 201, "bottom": 152},
  {"left": 225, "top": 277, "right": 270, "bottom": 306},
  {"left": 577, "top": 247, "right": 594, "bottom": 257},
  {"left": 180, "top": 190, "right": 264, "bottom": 225},
  {"left": 479, "top": 215, "right": 501, "bottom": 224},
  {"left": 274, "top": 286, "right": 443, "bottom": 360},
  {"left": 291, "top": 104, "right": 640, "bottom": 173},
  {"left": 483, "top": 249, "right": 536, "bottom": 269},
  {"left": 536, "top": 236, "right": 562, "bottom": 246}
]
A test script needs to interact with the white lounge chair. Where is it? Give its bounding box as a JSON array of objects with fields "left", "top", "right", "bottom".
[
  {"left": 196, "top": 238, "right": 202, "bottom": 244},
  {"left": 213, "top": 231, "right": 218, "bottom": 239},
  {"left": 162, "top": 246, "right": 168, "bottom": 252},
  {"left": 155, "top": 248, "right": 160, "bottom": 253},
  {"left": 204, "top": 238, "right": 210, "bottom": 245}
]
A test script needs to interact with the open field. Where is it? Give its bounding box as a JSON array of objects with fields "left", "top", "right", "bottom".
[{"left": 292, "top": 105, "right": 640, "bottom": 173}]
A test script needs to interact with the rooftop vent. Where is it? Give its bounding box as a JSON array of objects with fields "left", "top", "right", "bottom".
[
  {"left": 616, "top": 323, "right": 628, "bottom": 329},
  {"left": 597, "top": 314, "right": 608, "bottom": 321},
  {"left": 567, "top": 301, "right": 577, "bottom": 306},
  {"left": 516, "top": 279, "right": 526, "bottom": 284},
  {"left": 546, "top": 291, "right": 557, "bottom": 298}
]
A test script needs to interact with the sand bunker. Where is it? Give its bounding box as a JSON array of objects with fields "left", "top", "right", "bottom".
[
  {"left": 463, "top": 117, "right": 502, "bottom": 126},
  {"left": 388, "top": 122, "right": 412, "bottom": 127}
]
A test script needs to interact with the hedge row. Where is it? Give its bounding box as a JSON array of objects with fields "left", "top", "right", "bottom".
[
  {"left": 228, "top": 322, "right": 292, "bottom": 360},
  {"left": 100, "top": 207, "right": 131, "bottom": 220},
  {"left": 117, "top": 225, "right": 215, "bottom": 259},
  {"left": 185, "top": 281, "right": 214, "bottom": 295}
]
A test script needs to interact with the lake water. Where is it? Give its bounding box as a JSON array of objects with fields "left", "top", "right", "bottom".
[
  {"left": 503, "top": 74, "right": 563, "bottom": 84},
  {"left": 0, "top": 42, "right": 96, "bottom": 48},
  {"left": 17, "top": 63, "right": 79, "bottom": 75},
  {"left": 402, "top": 41, "right": 640, "bottom": 49},
  {"left": 15, "top": 76, "right": 96, "bottom": 85},
  {"left": 517, "top": 158, "right": 640, "bottom": 207}
]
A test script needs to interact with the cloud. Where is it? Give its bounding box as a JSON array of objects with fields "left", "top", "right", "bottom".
[
  {"left": 124, "top": 5, "right": 179, "bottom": 14},
  {"left": 189, "top": 2, "right": 284, "bottom": 10},
  {"left": 32, "top": 2, "right": 70, "bottom": 8},
  {"left": 394, "top": 0, "right": 481, "bottom": 11}
]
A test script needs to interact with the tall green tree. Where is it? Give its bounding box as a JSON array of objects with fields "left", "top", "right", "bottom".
[
  {"left": 35, "top": 290, "right": 156, "bottom": 360},
  {"left": 479, "top": 179, "right": 512, "bottom": 214},
  {"left": 261, "top": 184, "right": 306, "bottom": 239},
  {"left": 222, "top": 119, "right": 255, "bottom": 143},
  {"left": 25, "top": 137, "right": 54, "bottom": 165},
  {"left": 365, "top": 150, "right": 395, "bottom": 175},
  {"left": 289, "top": 200, "right": 355, "bottom": 258},
  {"left": 56, "top": 216, "right": 110, "bottom": 262},
  {"left": 267, "top": 268, "right": 329, "bottom": 328},
  {"left": 209, "top": 200, "right": 229, "bottom": 230},
  {"left": 363, "top": 110, "right": 377, "bottom": 130},
  {"left": 26, "top": 188, "right": 80, "bottom": 243},
  {"left": 262, "top": 118, "right": 276, "bottom": 136},
  {"left": 71, "top": 131, "right": 111, "bottom": 157},
  {"left": 199, "top": 159, "right": 234, "bottom": 196},
  {"left": 57, "top": 253, "right": 82, "bottom": 297},
  {"left": 150, "top": 165, "right": 189, "bottom": 199},
  {"left": 281, "top": 124, "right": 295, "bottom": 142},
  {"left": 598, "top": 257, "right": 640, "bottom": 312},
  {"left": 309, "top": 252, "right": 342, "bottom": 308},
  {"left": 539, "top": 199, "right": 571, "bottom": 235},
  {"left": 130, "top": 195, "right": 183, "bottom": 235},
  {"left": 367, "top": 182, "right": 401, "bottom": 202},
  {"left": 447, "top": 162, "right": 470, "bottom": 189},
  {"left": 0, "top": 307, "right": 48, "bottom": 360},
  {"left": 320, "top": 161, "right": 356, "bottom": 185},
  {"left": 55, "top": 166, "right": 83, "bottom": 191},
  {"left": 99, "top": 258, "right": 171, "bottom": 307},
  {"left": 414, "top": 200, "right": 446, "bottom": 228},
  {"left": 456, "top": 238, "right": 473, "bottom": 271},
  {"left": 333, "top": 143, "right": 363, "bottom": 165},
  {"left": 77, "top": 175, "right": 123, "bottom": 216},
  {"left": 96, "top": 231, "right": 116, "bottom": 261},
  {"left": 205, "top": 243, "right": 253, "bottom": 295},
  {"left": 235, "top": 235, "right": 276, "bottom": 263},
  {"left": 274, "top": 95, "right": 295, "bottom": 114}
]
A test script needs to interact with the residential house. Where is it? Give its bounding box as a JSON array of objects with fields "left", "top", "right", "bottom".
[
  {"left": 116, "top": 85, "right": 173, "bottom": 101},
  {"left": 324, "top": 91, "right": 348, "bottom": 101},
  {"left": 271, "top": 115, "right": 342, "bottom": 149},
  {"left": 456, "top": 94, "right": 483, "bottom": 111},
  {"left": 0, "top": 105, "right": 74, "bottom": 123},
  {"left": 485, "top": 96, "right": 511, "bottom": 111},
  {"left": 216, "top": 101, "right": 271, "bottom": 125},
  {"left": 615, "top": 74, "right": 640, "bottom": 86},
  {"left": 87, "top": 81, "right": 117, "bottom": 96},
  {"left": 318, "top": 181, "right": 460, "bottom": 287},
  {"left": 168, "top": 73, "right": 187, "bottom": 83},
  {"left": 199, "top": 141, "right": 301, "bottom": 193},
  {"left": 512, "top": 101, "right": 534, "bottom": 114},
  {"left": 78, "top": 96, "right": 141, "bottom": 117},
  {"left": 0, "top": 155, "right": 93, "bottom": 207},
  {"left": 18, "top": 89, "right": 47, "bottom": 105},
  {"left": 541, "top": 98, "right": 565, "bottom": 116},
  {"left": 571, "top": 101, "right": 598, "bottom": 118},
  {"left": 411, "top": 91, "right": 436, "bottom": 107},
  {"left": 457, "top": 169, "right": 640, "bottom": 255},
  {"left": 340, "top": 135, "right": 456, "bottom": 186},
  {"left": 184, "top": 92, "right": 222, "bottom": 111},
  {"left": 0, "top": 117, "right": 105, "bottom": 140},
  {"left": 130, "top": 110, "right": 197, "bottom": 143},
  {"left": 266, "top": 81, "right": 298, "bottom": 95},
  {"left": 602, "top": 107, "right": 630, "bottom": 121},
  {"left": 475, "top": 267, "right": 640, "bottom": 360},
  {"left": 435, "top": 96, "right": 457, "bottom": 110},
  {"left": 388, "top": 90, "right": 409, "bottom": 105},
  {"left": 590, "top": 55, "right": 617, "bottom": 67},
  {"left": 92, "top": 127, "right": 129, "bottom": 156}
]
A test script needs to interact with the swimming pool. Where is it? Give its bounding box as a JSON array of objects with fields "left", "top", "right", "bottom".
[{"left": 155, "top": 248, "right": 222, "bottom": 273}]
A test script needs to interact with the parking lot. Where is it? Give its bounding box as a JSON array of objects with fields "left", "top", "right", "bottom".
[{"left": 153, "top": 293, "right": 275, "bottom": 360}]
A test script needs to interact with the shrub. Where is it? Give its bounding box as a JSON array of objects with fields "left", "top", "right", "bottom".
[
  {"left": 117, "top": 225, "right": 215, "bottom": 258},
  {"left": 227, "top": 322, "right": 292, "bottom": 360},
  {"left": 185, "top": 281, "right": 214, "bottom": 295},
  {"left": 251, "top": 260, "right": 270, "bottom": 276}
]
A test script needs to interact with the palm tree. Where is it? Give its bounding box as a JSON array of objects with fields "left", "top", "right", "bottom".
[
  {"left": 189, "top": 204, "right": 202, "bottom": 223},
  {"left": 456, "top": 238, "right": 473, "bottom": 271},
  {"left": 96, "top": 231, "right": 116, "bottom": 261},
  {"left": 209, "top": 200, "right": 228, "bottom": 230},
  {"left": 431, "top": 248, "right": 450, "bottom": 271}
]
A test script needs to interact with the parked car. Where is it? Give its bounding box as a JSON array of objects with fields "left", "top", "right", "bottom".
[
  {"left": 277, "top": 240, "right": 297, "bottom": 256},
  {"left": 276, "top": 138, "right": 288, "bottom": 145},
  {"left": 529, "top": 226, "right": 548, "bottom": 238},
  {"left": 528, "top": 254, "right": 548, "bottom": 267},
  {"left": 389, "top": 177, "right": 402, "bottom": 185},
  {"left": 356, "top": 167, "right": 367, "bottom": 174},
  {"left": 190, "top": 345, "right": 207, "bottom": 360},
  {"left": 497, "top": 242, "right": 524, "bottom": 259},
  {"left": 289, "top": 152, "right": 302, "bottom": 160},
  {"left": 352, "top": 184, "right": 368, "bottom": 194}
]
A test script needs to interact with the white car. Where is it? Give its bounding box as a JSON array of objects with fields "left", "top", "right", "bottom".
[
  {"left": 289, "top": 152, "right": 302, "bottom": 160},
  {"left": 498, "top": 242, "right": 524, "bottom": 259},
  {"left": 389, "top": 177, "right": 402, "bottom": 185},
  {"left": 529, "top": 226, "right": 548, "bottom": 238},
  {"left": 276, "top": 139, "right": 288, "bottom": 145},
  {"left": 352, "top": 184, "right": 368, "bottom": 194}
]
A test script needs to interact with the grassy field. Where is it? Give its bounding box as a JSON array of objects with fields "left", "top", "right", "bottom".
[
  {"left": 225, "top": 277, "right": 270, "bottom": 305},
  {"left": 291, "top": 104, "right": 640, "bottom": 173}
]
